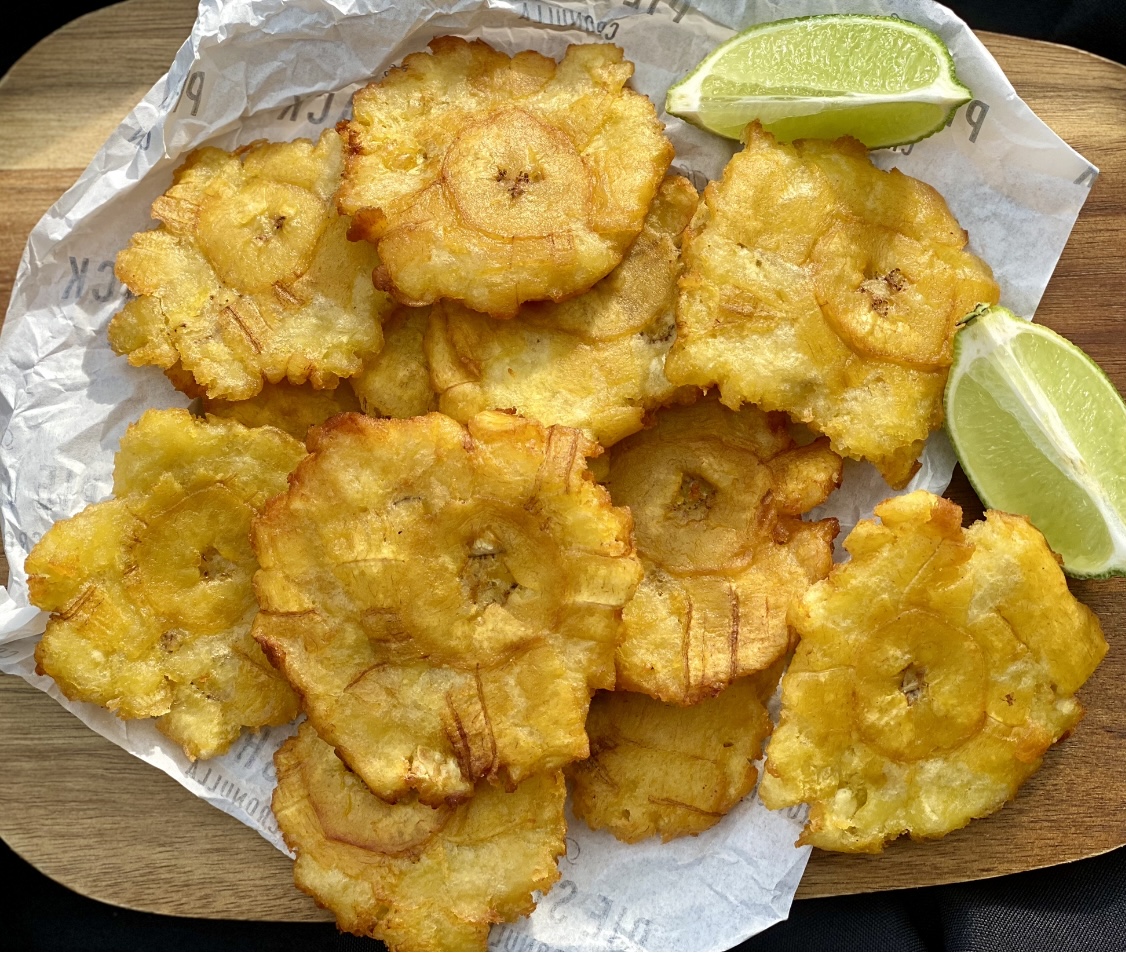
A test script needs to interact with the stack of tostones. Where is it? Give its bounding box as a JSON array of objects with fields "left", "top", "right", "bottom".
[
  {"left": 337, "top": 37, "right": 674, "bottom": 317},
  {"left": 273, "top": 723, "right": 566, "bottom": 952},
  {"left": 349, "top": 305, "right": 438, "bottom": 419},
  {"left": 26, "top": 409, "right": 305, "bottom": 759},
  {"left": 201, "top": 380, "right": 360, "bottom": 441},
  {"left": 27, "top": 31, "right": 1113, "bottom": 945},
  {"left": 425, "top": 175, "right": 698, "bottom": 447},
  {"left": 110, "top": 131, "right": 393, "bottom": 400},
  {"left": 760, "top": 491, "right": 1108, "bottom": 852},
  {"left": 605, "top": 397, "right": 842, "bottom": 705},
  {"left": 567, "top": 665, "right": 780, "bottom": 843},
  {"left": 666, "top": 123, "right": 999, "bottom": 487},
  {"left": 252, "top": 410, "right": 642, "bottom": 805}
]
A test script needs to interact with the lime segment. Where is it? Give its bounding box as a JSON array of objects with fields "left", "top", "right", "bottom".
[
  {"left": 666, "top": 15, "right": 971, "bottom": 147},
  {"left": 945, "top": 305, "right": 1126, "bottom": 577}
]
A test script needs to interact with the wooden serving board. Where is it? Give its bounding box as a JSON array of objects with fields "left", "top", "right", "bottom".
[{"left": 1, "top": 0, "right": 1124, "bottom": 922}]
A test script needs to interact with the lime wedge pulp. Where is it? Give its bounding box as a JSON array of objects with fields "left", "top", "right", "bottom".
[
  {"left": 665, "top": 14, "right": 971, "bottom": 148},
  {"left": 945, "top": 305, "right": 1126, "bottom": 578}
]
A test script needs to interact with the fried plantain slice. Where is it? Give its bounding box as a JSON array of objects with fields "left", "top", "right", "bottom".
[
  {"left": 425, "top": 175, "right": 698, "bottom": 447},
  {"left": 606, "top": 397, "right": 841, "bottom": 705},
  {"left": 666, "top": 124, "right": 999, "bottom": 488},
  {"left": 110, "top": 131, "right": 393, "bottom": 400},
  {"left": 337, "top": 37, "right": 674, "bottom": 318},
  {"left": 349, "top": 306, "right": 437, "bottom": 419},
  {"left": 202, "top": 380, "right": 360, "bottom": 441},
  {"left": 760, "top": 491, "right": 1108, "bottom": 852},
  {"left": 274, "top": 723, "right": 566, "bottom": 952},
  {"left": 27, "top": 409, "right": 304, "bottom": 759},
  {"left": 253, "top": 411, "right": 642, "bottom": 805},
  {"left": 568, "top": 666, "right": 779, "bottom": 843}
]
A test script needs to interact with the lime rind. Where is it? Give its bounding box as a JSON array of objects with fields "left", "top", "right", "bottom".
[
  {"left": 945, "top": 305, "right": 1126, "bottom": 578},
  {"left": 666, "top": 14, "right": 971, "bottom": 148}
]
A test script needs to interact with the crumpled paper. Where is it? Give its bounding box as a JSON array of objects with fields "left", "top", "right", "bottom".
[{"left": 0, "top": 0, "right": 1096, "bottom": 948}]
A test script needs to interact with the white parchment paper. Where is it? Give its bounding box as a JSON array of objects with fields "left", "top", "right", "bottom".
[{"left": 0, "top": 1, "right": 1097, "bottom": 948}]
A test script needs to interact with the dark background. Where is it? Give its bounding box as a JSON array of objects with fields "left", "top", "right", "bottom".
[
  {"left": 2, "top": 2, "right": 1125, "bottom": 950},
  {"left": 2, "top": 0, "right": 1124, "bottom": 77}
]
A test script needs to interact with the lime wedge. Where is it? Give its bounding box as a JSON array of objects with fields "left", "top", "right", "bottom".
[
  {"left": 945, "top": 305, "right": 1126, "bottom": 578},
  {"left": 665, "top": 14, "right": 971, "bottom": 148}
]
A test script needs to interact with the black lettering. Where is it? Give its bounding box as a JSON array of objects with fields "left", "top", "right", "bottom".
[
  {"left": 630, "top": 917, "right": 653, "bottom": 945},
  {"left": 307, "top": 92, "right": 335, "bottom": 124},
  {"left": 176, "top": 71, "right": 206, "bottom": 117},
  {"left": 584, "top": 893, "right": 612, "bottom": 933},
  {"left": 546, "top": 879, "right": 578, "bottom": 921},
  {"left": 62, "top": 257, "right": 88, "bottom": 300},
  {"left": 259, "top": 802, "right": 278, "bottom": 832},
  {"left": 965, "top": 99, "right": 989, "bottom": 143},
  {"left": 612, "top": 907, "right": 653, "bottom": 945},
  {"left": 127, "top": 127, "right": 151, "bottom": 151},
  {"left": 235, "top": 728, "right": 270, "bottom": 766},
  {"left": 91, "top": 261, "right": 116, "bottom": 302},
  {"left": 494, "top": 928, "right": 549, "bottom": 952},
  {"left": 1074, "top": 166, "right": 1098, "bottom": 188},
  {"left": 279, "top": 95, "right": 303, "bottom": 121}
]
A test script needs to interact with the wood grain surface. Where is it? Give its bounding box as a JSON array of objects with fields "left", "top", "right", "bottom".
[{"left": 0, "top": 0, "right": 1124, "bottom": 922}]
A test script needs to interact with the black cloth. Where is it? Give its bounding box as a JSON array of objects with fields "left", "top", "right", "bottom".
[{"left": 2, "top": 2, "right": 1125, "bottom": 950}]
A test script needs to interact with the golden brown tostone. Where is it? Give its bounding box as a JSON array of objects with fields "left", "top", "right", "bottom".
[
  {"left": 274, "top": 723, "right": 566, "bottom": 951},
  {"left": 27, "top": 409, "right": 305, "bottom": 759},
  {"left": 110, "top": 131, "right": 392, "bottom": 400},
  {"left": 252, "top": 410, "right": 642, "bottom": 806},
  {"left": 666, "top": 124, "right": 999, "bottom": 487},
  {"left": 568, "top": 666, "right": 780, "bottom": 844},
  {"left": 425, "top": 175, "right": 699, "bottom": 447},
  {"left": 337, "top": 36, "right": 674, "bottom": 318},
  {"left": 605, "top": 397, "right": 841, "bottom": 705},
  {"left": 760, "top": 490, "right": 1108, "bottom": 852}
]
